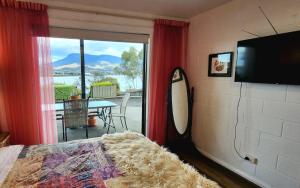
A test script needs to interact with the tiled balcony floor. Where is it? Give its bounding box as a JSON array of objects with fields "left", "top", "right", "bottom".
[{"left": 56, "top": 97, "right": 142, "bottom": 142}]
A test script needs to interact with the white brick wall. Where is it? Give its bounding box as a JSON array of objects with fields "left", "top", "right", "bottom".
[
  {"left": 277, "top": 156, "right": 300, "bottom": 180},
  {"left": 259, "top": 134, "right": 300, "bottom": 162},
  {"left": 282, "top": 122, "right": 300, "bottom": 142},
  {"left": 287, "top": 86, "right": 300, "bottom": 104},
  {"left": 263, "top": 102, "right": 300, "bottom": 123},
  {"left": 256, "top": 165, "right": 299, "bottom": 188},
  {"left": 244, "top": 113, "right": 283, "bottom": 136},
  {"left": 188, "top": 0, "right": 300, "bottom": 187},
  {"left": 246, "top": 84, "right": 287, "bottom": 102}
]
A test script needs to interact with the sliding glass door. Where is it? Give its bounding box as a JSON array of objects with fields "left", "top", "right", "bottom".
[
  {"left": 51, "top": 38, "right": 81, "bottom": 101},
  {"left": 50, "top": 37, "right": 147, "bottom": 141},
  {"left": 83, "top": 40, "right": 144, "bottom": 133}
]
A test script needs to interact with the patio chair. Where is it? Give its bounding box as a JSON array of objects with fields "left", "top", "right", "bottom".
[
  {"left": 111, "top": 93, "right": 131, "bottom": 130},
  {"left": 63, "top": 98, "right": 89, "bottom": 141}
]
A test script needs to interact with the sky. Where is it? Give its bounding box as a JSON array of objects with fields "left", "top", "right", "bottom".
[{"left": 50, "top": 37, "right": 144, "bottom": 62}]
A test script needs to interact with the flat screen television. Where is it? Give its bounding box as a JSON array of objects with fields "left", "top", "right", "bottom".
[{"left": 235, "top": 30, "right": 300, "bottom": 85}]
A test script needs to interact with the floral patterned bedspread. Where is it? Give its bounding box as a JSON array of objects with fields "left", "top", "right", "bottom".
[
  {"left": 1, "top": 132, "right": 220, "bottom": 188},
  {"left": 1, "top": 139, "right": 122, "bottom": 187}
]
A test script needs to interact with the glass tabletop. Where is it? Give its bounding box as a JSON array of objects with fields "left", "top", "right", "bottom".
[{"left": 55, "top": 100, "right": 118, "bottom": 111}]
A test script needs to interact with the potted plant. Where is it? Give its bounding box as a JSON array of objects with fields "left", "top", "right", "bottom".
[
  {"left": 88, "top": 116, "right": 97, "bottom": 127},
  {"left": 70, "top": 87, "right": 81, "bottom": 100}
]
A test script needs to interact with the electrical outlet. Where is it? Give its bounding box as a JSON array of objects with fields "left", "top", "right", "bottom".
[{"left": 245, "top": 154, "right": 258, "bottom": 165}]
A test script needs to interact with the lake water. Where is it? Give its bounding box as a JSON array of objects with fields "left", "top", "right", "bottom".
[{"left": 54, "top": 75, "right": 143, "bottom": 92}]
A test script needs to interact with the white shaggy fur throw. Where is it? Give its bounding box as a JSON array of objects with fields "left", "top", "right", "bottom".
[{"left": 101, "top": 132, "right": 220, "bottom": 188}]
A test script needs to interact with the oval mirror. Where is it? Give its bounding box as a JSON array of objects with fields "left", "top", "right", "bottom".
[{"left": 169, "top": 67, "right": 191, "bottom": 136}]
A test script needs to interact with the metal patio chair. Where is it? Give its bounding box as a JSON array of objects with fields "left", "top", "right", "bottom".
[
  {"left": 111, "top": 93, "right": 131, "bottom": 130},
  {"left": 63, "top": 98, "right": 89, "bottom": 141}
]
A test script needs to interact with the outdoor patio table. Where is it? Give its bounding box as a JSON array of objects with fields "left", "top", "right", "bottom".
[{"left": 55, "top": 100, "right": 118, "bottom": 134}]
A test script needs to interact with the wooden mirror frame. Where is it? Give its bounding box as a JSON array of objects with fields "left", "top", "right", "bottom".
[{"left": 168, "top": 67, "right": 192, "bottom": 138}]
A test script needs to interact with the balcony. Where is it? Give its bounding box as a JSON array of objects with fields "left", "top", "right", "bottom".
[{"left": 56, "top": 96, "right": 142, "bottom": 142}]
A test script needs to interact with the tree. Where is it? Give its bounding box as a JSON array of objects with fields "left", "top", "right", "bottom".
[
  {"left": 138, "top": 49, "right": 144, "bottom": 81},
  {"left": 114, "top": 47, "right": 143, "bottom": 89},
  {"left": 89, "top": 71, "right": 105, "bottom": 83}
]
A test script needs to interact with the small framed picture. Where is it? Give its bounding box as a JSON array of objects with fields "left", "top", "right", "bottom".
[{"left": 208, "top": 52, "right": 233, "bottom": 77}]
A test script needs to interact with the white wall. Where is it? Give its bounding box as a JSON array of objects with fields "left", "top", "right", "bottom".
[{"left": 188, "top": 0, "right": 300, "bottom": 187}]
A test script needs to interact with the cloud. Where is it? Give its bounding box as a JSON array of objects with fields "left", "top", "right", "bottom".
[
  {"left": 50, "top": 38, "right": 80, "bottom": 61},
  {"left": 100, "top": 47, "right": 122, "bottom": 57},
  {"left": 86, "top": 61, "right": 119, "bottom": 70},
  {"left": 84, "top": 40, "right": 144, "bottom": 57},
  {"left": 54, "top": 63, "right": 80, "bottom": 70},
  {"left": 50, "top": 37, "right": 144, "bottom": 61}
]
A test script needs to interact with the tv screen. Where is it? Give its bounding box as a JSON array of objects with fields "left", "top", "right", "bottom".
[{"left": 235, "top": 30, "right": 300, "bottom": 85}]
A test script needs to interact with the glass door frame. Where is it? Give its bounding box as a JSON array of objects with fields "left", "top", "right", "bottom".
[
  {"left": 141, "top": 43, "right": 148, "bottom": 135},
  {"left": 80, "top": 39, "right": 86, "bottom": 99},
  {"left": 77, "top": 39, "right": 147, "bottom": 135}
]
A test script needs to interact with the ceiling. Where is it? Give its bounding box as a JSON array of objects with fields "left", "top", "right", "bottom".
[{"left": 54, "top": 0, "right": 232, "bottom": 18}]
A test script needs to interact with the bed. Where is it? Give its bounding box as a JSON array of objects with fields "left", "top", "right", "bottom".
[{"left": 0, "top": 132, "right": 219, "bottom": 188}]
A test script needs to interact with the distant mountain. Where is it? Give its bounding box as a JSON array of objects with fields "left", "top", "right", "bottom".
[
  {"left": 53, "top": 53, "right": 122, "bottom": 67},
  {"left": 52, "top": 53, "right": 122, "bottom": 74}
]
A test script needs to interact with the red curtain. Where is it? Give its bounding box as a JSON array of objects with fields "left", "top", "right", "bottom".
[
  {"left": 148, "top": 19, "right": 189, "bottom": 145},
  {"left": 0, "top": 0, "right": 57, "bottom": 145}
]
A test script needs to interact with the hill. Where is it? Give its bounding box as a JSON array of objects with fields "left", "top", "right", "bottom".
[{"left": 53, "top": 53, "right": 122, "bottom": 74}]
